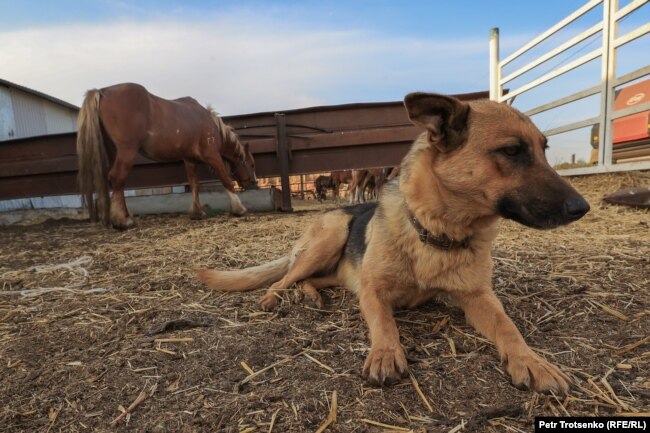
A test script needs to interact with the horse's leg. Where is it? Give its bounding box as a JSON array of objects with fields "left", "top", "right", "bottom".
[
  {"left": 204, "top": 156, "right": 248, "bottom": 216},
  {"left": 361, "top": 176, "right": 371, "bottom": 203},
  {"left": 225, "top": 190, "right": 247, "bottom": 216},
  {"left": 108, "top": 147, "right": 137, "bottom": 230},
  {"left": 356, "top": 183, "right": 364, "bottom": 204},
  {"left": 185, "top": 160, "right": 206, "bottom": 220}
]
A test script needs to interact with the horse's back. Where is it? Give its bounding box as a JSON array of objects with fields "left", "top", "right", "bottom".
[
  {"left": 332, "top": 170, "right": 352, "bottom": 184},
  {"left": 100, "top": 82, "right": 152, "bottom": 109},
  {"left": 99, "top": 83, "right": 207, "bottom": 135},
  {"left": 174, "top": 96, "right": 202, "bottom": 109},
  {"left": 95, "top": 82, "right": 218, "bottom": 162},
  {"left": 99, "top": 83, "right": 207, "bottom": 125},
  {"left": 98, "top": 83, "right": 154, "bottom": 143}
]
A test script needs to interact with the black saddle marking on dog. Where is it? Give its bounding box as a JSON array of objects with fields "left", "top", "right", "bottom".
[{"left": 342, "top": 202, "right": 378, "bottom": 263}]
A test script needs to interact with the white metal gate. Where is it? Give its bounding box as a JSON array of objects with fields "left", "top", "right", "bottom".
[{"left": 490, "top": 0, "right": 650, "bottom": 175}]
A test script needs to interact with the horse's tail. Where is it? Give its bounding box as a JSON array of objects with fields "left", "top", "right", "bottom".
[
  {"left": 197, "top": 257, "right": 290, "bottom": 292},
  {"left": 76, "top": 89, "right": 110, "bottom": 226}
]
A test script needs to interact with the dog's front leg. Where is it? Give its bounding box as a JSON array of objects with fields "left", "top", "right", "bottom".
[
  {"left": 455, "top": 289, "right": 570, "bottom": 394},
  {"left": 359, "top": 285, "right": 408, "bottom": 386}
]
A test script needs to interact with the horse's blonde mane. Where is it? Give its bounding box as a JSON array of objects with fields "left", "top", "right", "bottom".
[{"left": 207, "top": 105, "right": 244, "bottom": 158}]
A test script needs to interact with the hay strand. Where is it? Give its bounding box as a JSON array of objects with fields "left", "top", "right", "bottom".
[
  {"left": 409, "top": 372, "right": 433, "bottom": 413},
  {"left": 110, "top": 391, "right": 147, "bottom": 427},
  {"left": 315, "top": 390, "right": 337, "bottom": 433}
]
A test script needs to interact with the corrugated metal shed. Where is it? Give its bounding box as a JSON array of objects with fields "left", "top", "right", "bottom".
[
  {"left": 45, "top": 103, "right": 77, "bottom": 134},
  {"left": 0, "top": 79, "right": 80, "bottom": 211},
  {"left": 0, "top": 78, "right": 78, "bottom": 141}
]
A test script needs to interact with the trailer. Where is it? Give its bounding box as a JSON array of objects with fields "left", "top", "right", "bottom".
[{"left": 590, "top": 78, "right": 650, "bottom": 164}]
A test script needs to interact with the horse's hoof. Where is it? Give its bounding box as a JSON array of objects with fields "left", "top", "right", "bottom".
[
  {"left": 230, "top": 207, "right": 248, "bottom": 217},
  {"left": 112, "top": 216, "right": 135, "bottom": 230},
  {"left": 190, "top": 212, "right": 207, "bottom": 220}
]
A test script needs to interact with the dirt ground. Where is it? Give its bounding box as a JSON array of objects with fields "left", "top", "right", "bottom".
[{"left": 1, "top": 172, "right": 648, "bottom": 433}]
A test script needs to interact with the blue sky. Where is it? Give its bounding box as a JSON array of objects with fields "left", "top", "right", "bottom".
[
  {"left": 1, "top": 1, "right": 648, "bottom": 164},
  {"left": 1, "top": 1, "right": 591, "bottom": 36},
  {"left": 0, "top": 0, "right": 594, "bottom": 109}
]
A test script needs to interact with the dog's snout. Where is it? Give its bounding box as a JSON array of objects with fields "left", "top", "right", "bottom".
[{"left": 563, "top": 196, "right": 590, "bottom": 220}]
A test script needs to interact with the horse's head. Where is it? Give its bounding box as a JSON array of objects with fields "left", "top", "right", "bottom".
[{"left": 232, "top": 142, "right": 258, "bottom": 190}]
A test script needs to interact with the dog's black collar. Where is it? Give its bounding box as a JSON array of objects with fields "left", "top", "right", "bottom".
[{"left": 406, "top": 207, "right": 471, "bottom": 250}]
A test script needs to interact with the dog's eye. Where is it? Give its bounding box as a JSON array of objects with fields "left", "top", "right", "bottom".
[{"left": 500, "top": 145, "right": 521, "bottom": 157}]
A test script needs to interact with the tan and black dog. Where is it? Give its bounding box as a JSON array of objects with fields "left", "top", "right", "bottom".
[{"left": 198, "top": 93, "right": 590, "bottom": 393}]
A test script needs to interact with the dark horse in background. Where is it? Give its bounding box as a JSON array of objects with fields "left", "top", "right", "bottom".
[
  {"left": 314, "top": 175, "right": 333, "bottom": 202},
  {"left": 314, "top": 171, "right": 353, "bottom": 202},
  {"left": 76, "top": 83, "right": 257, "bottom": 229}
]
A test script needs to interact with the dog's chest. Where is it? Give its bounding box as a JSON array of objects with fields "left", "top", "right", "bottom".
[{"left": 408, "top": 243, "right": 487, "bottom": 295}]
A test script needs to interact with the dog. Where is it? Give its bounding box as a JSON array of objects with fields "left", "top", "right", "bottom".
[{"left": 197, "top": 93, "right": 590, "bottom": 393}]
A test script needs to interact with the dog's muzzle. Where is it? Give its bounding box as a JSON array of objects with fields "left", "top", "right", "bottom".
[
  {"left": 563, "top": 196, "right": 590, "bottom": 222},
  {"left": 496, "top": 194, "right": 590, "bottom": 229}
]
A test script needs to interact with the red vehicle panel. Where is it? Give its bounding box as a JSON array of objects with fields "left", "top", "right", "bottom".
[{"left": 612, "top": 79, "right": 650, "bottom": 145}]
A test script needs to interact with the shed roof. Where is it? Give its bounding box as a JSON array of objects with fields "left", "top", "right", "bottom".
[{"left": 0, "top": 78, "right": 79, "bottom": 111}]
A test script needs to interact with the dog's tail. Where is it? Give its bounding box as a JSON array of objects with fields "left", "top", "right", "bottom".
[{"left": 197, "top": 257, "right": 289, "bottom": 291}]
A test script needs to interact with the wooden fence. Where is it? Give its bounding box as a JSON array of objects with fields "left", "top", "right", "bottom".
[{"left": 0, "top": 91, "right": 488, "bottom": 210}]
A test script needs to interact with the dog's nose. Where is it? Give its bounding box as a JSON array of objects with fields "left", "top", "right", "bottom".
[{"left": 563, "top": 196, "right": 590, "bottom": 220}]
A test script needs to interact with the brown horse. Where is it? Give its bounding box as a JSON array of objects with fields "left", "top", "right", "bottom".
[
  {"left": 348, "top": 168, "right": 390, "bottom": 203},
  {"left": 386, "top": 166, "right": 400, "bottom": 181},
  {"left": 361, "top": 167, "right": 391, "bottom": 200},
  {"left": 330, "top": 170, "right": 352, "bottom": 202},
  {"left": 76, "top": 83, "right": 257, "bottom": 229},
  {"left": 348, "top": 169, "right": 367, "bottom": 204}
]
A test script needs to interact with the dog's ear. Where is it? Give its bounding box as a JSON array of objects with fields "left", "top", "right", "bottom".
[{"left": 404, "top": 92, "right": 470, "bottom": 153}]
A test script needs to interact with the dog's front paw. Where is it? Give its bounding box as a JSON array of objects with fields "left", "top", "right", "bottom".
[
  {"left": 258, "top": 292, "right": 279, "bottom": 311},
  {"left": 362, "top": 346, "right": 409, "bottom": 386},
  {"left": 505, "top": 349, "right": 570, "bottom": 394}
]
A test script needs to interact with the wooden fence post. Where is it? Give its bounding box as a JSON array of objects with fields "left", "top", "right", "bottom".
[{"left": 275, "top": 113, "right": 293, "bottom": 212}]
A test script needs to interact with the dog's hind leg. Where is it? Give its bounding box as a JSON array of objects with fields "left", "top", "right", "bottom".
[
  {"left": 259, "top": 211, "right": 350, "bottom": 310},
  {"left": 300, "top": 275, "right": 340, "bottom": 308}
]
